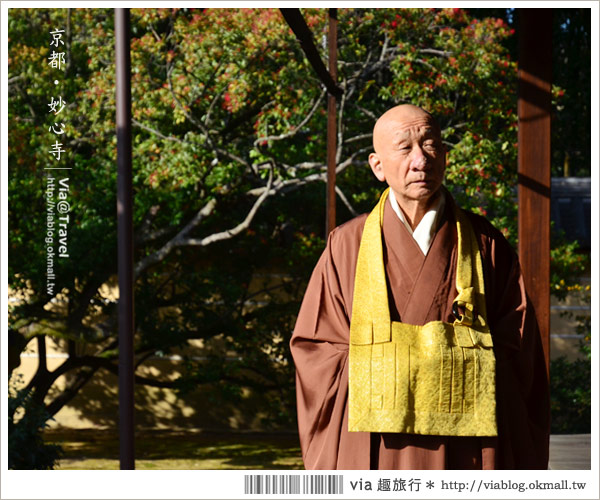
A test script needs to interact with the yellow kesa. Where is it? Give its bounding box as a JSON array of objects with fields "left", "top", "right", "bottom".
[{"left": 348, "top": 188, "right": 497, "bottom": 436}]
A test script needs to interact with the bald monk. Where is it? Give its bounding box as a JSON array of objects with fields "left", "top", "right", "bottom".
[{"left": 290, "top": 104, "right": 550, "bottom": 470}]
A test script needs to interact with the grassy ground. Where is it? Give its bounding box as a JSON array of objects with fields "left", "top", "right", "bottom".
[{"left": 45, "top": 429, "right": 304, "bottom": 470}]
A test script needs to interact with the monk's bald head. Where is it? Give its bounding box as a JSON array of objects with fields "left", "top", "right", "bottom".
[
  {"left": 372, "top": 105, "right": 440, "bottom": 153},
  {"left": 368, "top": 104, "right": 446, "bottom": 215}
]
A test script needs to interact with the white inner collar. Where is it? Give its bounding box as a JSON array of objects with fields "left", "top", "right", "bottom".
[{"left": 388, "top": 189, "right": 445, "bottom": 256}]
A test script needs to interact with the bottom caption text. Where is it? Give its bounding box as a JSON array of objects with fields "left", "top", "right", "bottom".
[{"left": 243, "top": 475, "right": 587, "bottom": 495}]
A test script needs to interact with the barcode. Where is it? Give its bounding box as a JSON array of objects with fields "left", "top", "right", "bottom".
[{"left": 244, "top": 474, "right": 344, "bottom": 494}]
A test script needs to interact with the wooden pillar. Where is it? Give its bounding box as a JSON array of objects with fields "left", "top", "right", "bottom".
[
  {"left": 279, "top": 9, "right": 342, "bottom": 235},
  {"left": 518, "top": 9, "right": 552, "bottom": 374},
  {"left": 326, "top": 9, "right": 337, "bottom": 235}
]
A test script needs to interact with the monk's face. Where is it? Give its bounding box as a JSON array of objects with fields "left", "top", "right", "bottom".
[{"left": 368, "top": 105, "right": 445, "bottom": 207}]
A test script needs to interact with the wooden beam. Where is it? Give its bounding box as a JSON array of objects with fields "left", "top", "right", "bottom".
[
  {"left": 518, "top": 9, "right": 552, "bottom": 375},
  {"left": 326, "top": 9, "right": 338, "bottom": 235},
  {"left": 280, "top": 9, "right": 342, "bottom": 98}
]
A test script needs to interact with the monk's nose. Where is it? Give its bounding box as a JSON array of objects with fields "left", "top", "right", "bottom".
[{"left": 409, "top": 146, "right": 427, "bottom": 170}]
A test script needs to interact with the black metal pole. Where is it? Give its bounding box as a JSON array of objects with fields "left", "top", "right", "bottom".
[{"left": 115, "top": 7, "right": 135, "bottom": 470}]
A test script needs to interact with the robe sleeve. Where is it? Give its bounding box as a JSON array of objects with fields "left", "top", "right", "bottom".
[
  {"left": 290, "top": 224, "right": 370, "bottom": 470},
  {"left": 476, "top": 217, "right": 551, "bottom": 469}
]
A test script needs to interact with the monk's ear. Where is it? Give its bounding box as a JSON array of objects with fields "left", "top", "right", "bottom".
[{"left": 369, "top": 153, "right": 386, "bottom": 182}]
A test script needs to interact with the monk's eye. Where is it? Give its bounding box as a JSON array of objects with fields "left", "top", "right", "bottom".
[{"left": 423, "top": 141, "right": 438, "bottom": 151}]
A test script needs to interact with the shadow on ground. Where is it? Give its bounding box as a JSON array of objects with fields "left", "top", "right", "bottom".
[{"left": 45, "top": 429, "right": 304, "bottom": 470}]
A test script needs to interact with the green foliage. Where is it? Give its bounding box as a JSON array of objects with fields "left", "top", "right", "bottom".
[
  {"left": 551, "top": 9, "right": 591, "bottom": 177},
  {"left": 549, "top": 275, "right": 590, "bottom": 434},
  {"left": 8, "top": 377, "right": 62, "bottom": 470},
  {"left": 550, "top": 234, "right": 588, "bottom": 301},
  {"left": 8, "top": 7, "right": 590, "bottom": 432},
  {"left": 549, "top": 356, "right": 591, "bottom": 434}
]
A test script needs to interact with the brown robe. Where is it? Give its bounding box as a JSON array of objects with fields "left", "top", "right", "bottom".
[{"left": 290, "top": 194, "right": 550, "bottom": 470}]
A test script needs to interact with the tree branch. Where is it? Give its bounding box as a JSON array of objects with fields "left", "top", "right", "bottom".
[
  {"left": 46, "top": 366, "right": 99, "bottom": 418},
  {"left": 414, "top": 57, "right": 437, "bottom": 71},
  {"left": 247, "top": 146, "right": 367, "bottom": 198},
  {"left": 280, "top": 161, "right": 322, "bottom": 170},
  {"left": 7, "top": 75, "right": 23, "bottom": 84},
  {"left": 354, "top": 104, "right": 378, "bottom": 121},
  {"left": 253, "top": 89, "right": 326, "bottom": 146},
  {"left": 336, "top": 80, "right": 347, "bottom": 164},
  {"left": 344, "top": 132, "right": 373, "bottom": 144},
  {"left": 134, "top": 197, "right": 218, "bottom": 277},
  {"left": 180, "top": 165, "right": 274, "bottom": 247},
  {"left": 132, "top": 119, "right": 184, "bottom": 143},
  {"left": 335, "top": 185, "right": 359, "bottom": 217},
  {"left": 418, "top": 48, "right": 451, "bottom": 57},
  {"left": 379, "top": 32, "right": 390, "bottom": 61}
]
